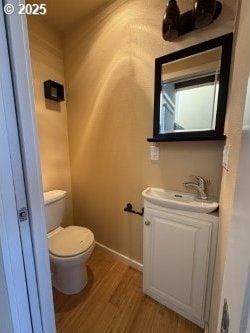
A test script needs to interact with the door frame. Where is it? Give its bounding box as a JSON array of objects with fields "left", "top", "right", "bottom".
[
  {"left": 217, "top": 76, "right": 250, "bottom": 332},
  {"left": 1, "top": 8, "right": 33, "bottom": 332},
  {"left": 2, "top": 1, "right": 56, "bottom": 332}
]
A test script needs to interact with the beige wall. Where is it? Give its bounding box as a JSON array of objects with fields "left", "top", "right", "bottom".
[
  {"left": 209, "top": 0, "right": 250, "bottom": 331},
  {"left": 28, "top": 17, "right": 74, "bottom": 226},
  {"left": 64, "top": 0, "right": 237, "bottom": 263}
]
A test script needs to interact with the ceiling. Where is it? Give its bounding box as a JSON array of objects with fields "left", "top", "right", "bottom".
[
  {"left": 28, "top": 0, "right": 237, "bottom": 34},
  {"left": 28, "top": 0, "right": 111, "bottom": 32}
]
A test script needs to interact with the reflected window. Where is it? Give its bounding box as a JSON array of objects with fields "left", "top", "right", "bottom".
[{"left": 160, "top": 47, "right": 221, "bottom": 134}]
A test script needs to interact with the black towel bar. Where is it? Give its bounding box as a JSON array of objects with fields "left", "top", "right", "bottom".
[{"left": 124, "top": 203, "right": 144, "bottom": 216}]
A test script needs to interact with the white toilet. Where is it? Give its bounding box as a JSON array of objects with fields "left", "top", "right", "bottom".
[{"left": 43, "top": 190, "right": 95, "bottom": 295}]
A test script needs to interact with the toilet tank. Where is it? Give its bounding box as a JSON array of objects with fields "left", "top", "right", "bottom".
[{"left": 43, "top": 190, "right": 67, "bottom": 233}]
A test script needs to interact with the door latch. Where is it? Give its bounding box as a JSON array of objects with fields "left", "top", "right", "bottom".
[
  {"left": 18, "top": 207, "right": 28, "bottom": 222},
  {"left": 221, "top": 299, "right": 229, "bottom": 333}
]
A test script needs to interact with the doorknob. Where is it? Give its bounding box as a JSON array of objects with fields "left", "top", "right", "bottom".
[{"left": 145, "top": 220, "right": 150, "bottom": 226}]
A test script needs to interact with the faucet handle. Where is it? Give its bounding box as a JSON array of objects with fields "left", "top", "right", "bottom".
[
  {"left": 190, "top": 175, "right": 210, "bottom": 187},
  {"left": 189, "top": 175, "right": 200, "bottom": 184},
  {"left": 183, "top": 175, "right": 198, "bottom": 185}
]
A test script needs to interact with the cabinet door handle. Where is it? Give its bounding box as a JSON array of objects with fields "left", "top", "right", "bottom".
[{"left": 145, "top": 220, "right": 150, "bottom": 226}]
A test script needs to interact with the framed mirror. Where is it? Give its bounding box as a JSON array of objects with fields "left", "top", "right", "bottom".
[{"left": 148, "top": 33, "right": 233, "bottom": 142}]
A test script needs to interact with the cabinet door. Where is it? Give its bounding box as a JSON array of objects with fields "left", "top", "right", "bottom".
[{"left": 143, "top": 208, "right": 212, "bottom": 326}]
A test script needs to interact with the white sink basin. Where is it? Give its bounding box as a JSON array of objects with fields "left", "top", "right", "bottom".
[{"left": 142, "top": 187, "right": 218, "bottom": 214}]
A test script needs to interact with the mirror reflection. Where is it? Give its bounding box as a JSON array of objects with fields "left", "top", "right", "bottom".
[{"left": 160, "top": 47, "right": 222, "bottom": 134}]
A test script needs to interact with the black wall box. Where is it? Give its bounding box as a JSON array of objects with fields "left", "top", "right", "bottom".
[{"left": 44, "top": 80, "right": 64, "bottom": 102}]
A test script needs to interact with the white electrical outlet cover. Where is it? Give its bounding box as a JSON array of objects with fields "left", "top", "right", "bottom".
[
  {"left": 150, "top": 145, "right": 159, "bottom": 161},
  {"left": 222, "top": 145, "right": 230, "bottom": 170}
]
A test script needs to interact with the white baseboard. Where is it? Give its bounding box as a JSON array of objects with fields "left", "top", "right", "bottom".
[{"left": 95, "top": 241, "right": 143, "bottom": 272}]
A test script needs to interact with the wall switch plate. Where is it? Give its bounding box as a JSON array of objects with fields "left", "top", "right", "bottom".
[
  {"left": 222, "top": 145, "right": 231, "bottom": 171},
  {"left": 150, "top": 145, "right": 159, "bottom": 161},
  {"left": 221, "top": 299, "right": 230, "bottom": 333}
]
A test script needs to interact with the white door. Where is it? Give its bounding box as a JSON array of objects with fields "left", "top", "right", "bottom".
[
  {"left": 0, "top": 246, "right": 14, "bottom": 333},
  {"left": 217, "top": 77, "right": 250, "bottom": 333},
  {"left": 143, "top": 208, "right": 212, "bottom": 327},
  {"left": 1, "top": 1, "right": 56, "bottom": 332},
  {"left": 0, "top": 5, "right": 36, "bottom": 332}
]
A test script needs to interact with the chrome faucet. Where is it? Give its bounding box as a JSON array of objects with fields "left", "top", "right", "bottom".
[{"left": 183, "top": 176, "right": 208, "bottom": 200}]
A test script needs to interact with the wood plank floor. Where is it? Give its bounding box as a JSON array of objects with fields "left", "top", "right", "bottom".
[{"left": 53, "top": 247, "right": 204, "bottom": 333}]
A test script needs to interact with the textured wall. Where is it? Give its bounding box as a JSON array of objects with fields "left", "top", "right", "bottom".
[
  {"left": 28, "top": 17, "right": 74, "bottom": 226},
  {"left": 64, "top": 0, "right": 237, "bottom": 263}
]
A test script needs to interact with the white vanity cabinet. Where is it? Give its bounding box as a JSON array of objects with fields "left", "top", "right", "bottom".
[{"left": 143, "top": 201, "right": 218, "bottom": 327}]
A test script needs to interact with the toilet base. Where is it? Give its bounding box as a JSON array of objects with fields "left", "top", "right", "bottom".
[
  {"left": 48, "top": 238, "right": 95, "bottom": 295},
  {"left": 52, "top": 262, "right": 88, "bottom": 295}
]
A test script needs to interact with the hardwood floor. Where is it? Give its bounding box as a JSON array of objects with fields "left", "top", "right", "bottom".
[{"left": 53, "top": 247, "right": 204, "bottom": 333}]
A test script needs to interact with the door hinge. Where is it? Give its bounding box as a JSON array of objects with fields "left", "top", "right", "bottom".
[{"left": 18, "top": 207, "right": 28, "bottom": 222}]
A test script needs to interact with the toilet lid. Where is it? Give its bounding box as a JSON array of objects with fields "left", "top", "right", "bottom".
[{"left": 49, "top": 226, "right": 94, "bottom": 257}]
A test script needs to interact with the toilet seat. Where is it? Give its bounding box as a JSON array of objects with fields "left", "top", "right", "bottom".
[{"left": 48, "top": 226, "right": 94, "bottom": 257}]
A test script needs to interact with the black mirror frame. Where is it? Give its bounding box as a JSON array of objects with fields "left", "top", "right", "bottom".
[{"left": 148, "top": 33, "right": 233, "bottom": 142}]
